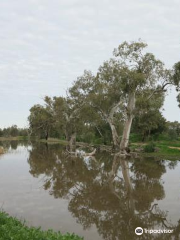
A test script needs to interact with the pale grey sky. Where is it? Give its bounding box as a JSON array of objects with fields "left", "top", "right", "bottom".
[{"left": 0, "top": 0, "right": 180, "bottom": 128}]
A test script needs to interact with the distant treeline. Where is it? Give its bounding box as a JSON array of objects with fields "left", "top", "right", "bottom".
[{"left": 0, "top": 125, "right": 28, "bottom": 138}]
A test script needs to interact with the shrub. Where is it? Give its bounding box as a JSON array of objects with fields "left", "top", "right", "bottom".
[{"left": 144, "top": 142, "right": 156, "bottom": 153}]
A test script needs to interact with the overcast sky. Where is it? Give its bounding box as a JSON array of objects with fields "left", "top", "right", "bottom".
[{"left": 0, "top": 0, "right": 180, "bottom": 128}]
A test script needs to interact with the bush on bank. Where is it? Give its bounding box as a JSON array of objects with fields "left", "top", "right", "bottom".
[{"left": 0, "top": 211, "right": 83, "bottom": 240}]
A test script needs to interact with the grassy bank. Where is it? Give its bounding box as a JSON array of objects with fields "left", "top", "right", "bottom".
[
  {"left": 131, "top": 140, "right": 180, "bottom": 160},
  {"left": 0, "top": 211, "right": 83, "bottom": 240}
]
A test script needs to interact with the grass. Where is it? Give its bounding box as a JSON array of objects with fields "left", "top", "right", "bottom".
[
  {"left": 0, "top": 211, "right": 83, "bottom": 240},
  {"left": 130, "top": 140, "right": 180, "bottom": 160},
  {"left": 151, "top": 141, "right": 180, "bottom": 159}
]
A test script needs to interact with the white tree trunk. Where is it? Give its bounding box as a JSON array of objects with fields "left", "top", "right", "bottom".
[
  {"left": 120, "top": 91, "right": 136, "bottom": 153},
  {"left": 108, "top": 120, "right": 119, "bottom": 150}
]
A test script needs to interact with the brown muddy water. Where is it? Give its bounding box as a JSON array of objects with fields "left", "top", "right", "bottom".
[{"left": 0, "top": 141, "right": 180, "bottom": 240}]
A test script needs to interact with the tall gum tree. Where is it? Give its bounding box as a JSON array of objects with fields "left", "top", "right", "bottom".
[
  {"left": 69, "top": 66, "right": 125, "bottom": 150},
  {"left": 67, "top": 41, "right": 180, "bottom": 154},
  {"left": 113, "top": 40, "right": 174, "bottom": 154}
]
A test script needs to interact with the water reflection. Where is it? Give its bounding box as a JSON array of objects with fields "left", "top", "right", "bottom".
[
  {"left": 0, "top": 140, "right": 29, "bottom": 150},
  {"left": 27, "top": 143, "right": 180, "bottom": 239}
]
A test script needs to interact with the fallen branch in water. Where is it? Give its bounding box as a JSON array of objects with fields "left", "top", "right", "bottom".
[
  {"left": 66, "top": 148, "right": 97, "bottom": 157},
  {"left": 84, "top": 148, "right": 96, "bottom": 157}
]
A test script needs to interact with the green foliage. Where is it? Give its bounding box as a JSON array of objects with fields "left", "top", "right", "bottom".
[
  {"left": 132, "top": 89, "right": 166, "bottom": 141},
  {"left": 144, "top": 142, "right": 156, "bottom": 153},
  {"left": 167, "top": 129, "right": 178, "bottom": 140},
  {"left": 0, "top": 211, "right": 83, "bottom": 240},
  {"left": 173, "top": 61, "right": 180, "bottom": 88},
  {"left": 129, "top": 133, "right": 142, "bottom": 142},
  {"left": 164, "top": 121, "right": 180, "bottom": 140},
  {"left": 28, "top": 104, "right": 55, "bottom": 140},
  {"left": 0, "top": 126, "right": 28, "bottom": 138}
]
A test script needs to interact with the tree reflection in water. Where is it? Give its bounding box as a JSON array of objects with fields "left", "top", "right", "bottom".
[{"left": 28, "top": 143, "right": 180, "bottom": 240}]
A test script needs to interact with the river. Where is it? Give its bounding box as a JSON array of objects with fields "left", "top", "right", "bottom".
[{"left": 0, "top": 141, "right": 180, "bottom": 239}]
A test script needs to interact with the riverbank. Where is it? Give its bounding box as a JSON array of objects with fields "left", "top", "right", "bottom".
[
  {"left": 0, "top": 136, "right": 180, "bottom": 159},
  {"left": 131, "top": 140, "right": 180, "bottom": 160},
  {"left": 42, "top": 138, "right": 180, "bottom": 158},
  {"left": 0, "top": 211, "right": 83, "bottom": 240}
]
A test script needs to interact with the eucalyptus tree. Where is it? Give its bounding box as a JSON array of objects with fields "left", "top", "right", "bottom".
[
  {"left": 44, "top": 95, "right": 85, "bottom": 152},
  {"left": 28, "top": 104, "right": 54, "bottom": 140},
  {"left": 70, "top": 40, "right": 175, "bottom": 153},
  {"left": 69, "top": 66, "right": 125, "bottom": 150},
  {"left": 112, "top": 40, "right": 175, "bottom": 154}
]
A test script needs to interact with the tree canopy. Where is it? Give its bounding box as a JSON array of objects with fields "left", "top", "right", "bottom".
[{"left": 27, "top": 40, "right": 180, "bottom": 154}]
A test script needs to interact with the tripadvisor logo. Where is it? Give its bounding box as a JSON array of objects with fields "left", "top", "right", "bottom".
[
  {"left": 135, "top": 227, "right": 143, "bottom": 235},
  {"left": 135, "top": 227, "right": 174, "bottom": 235}
]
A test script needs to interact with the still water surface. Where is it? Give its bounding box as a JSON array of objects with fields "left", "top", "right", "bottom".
[{"left": 0, "top": 141, "right": 180, "bottom": 239}]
